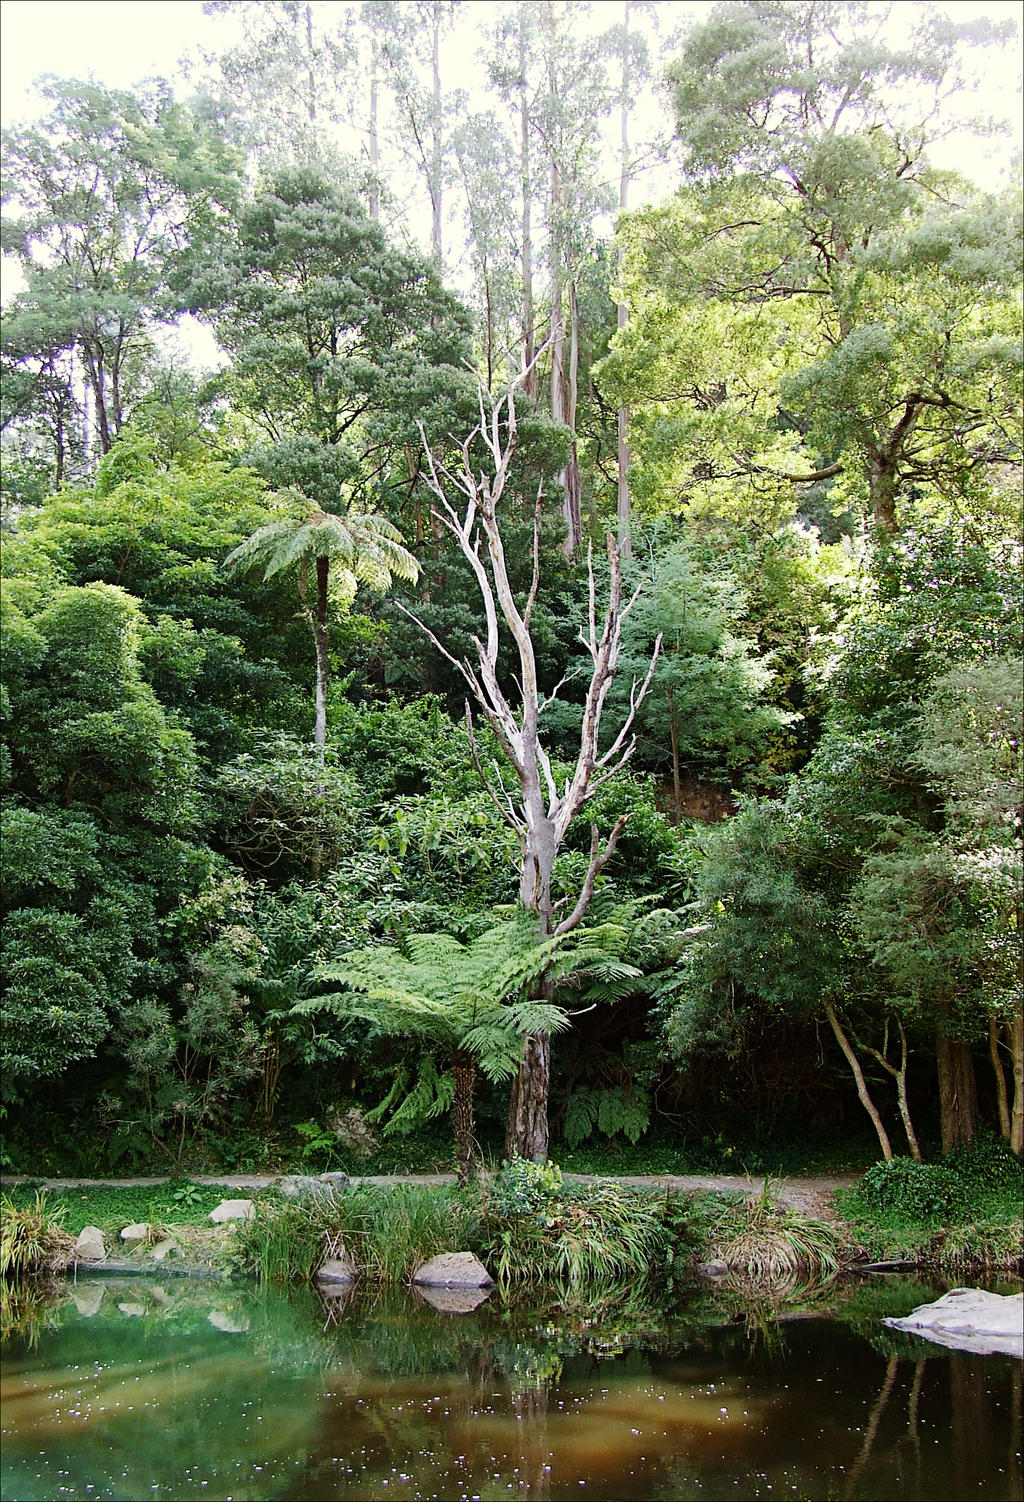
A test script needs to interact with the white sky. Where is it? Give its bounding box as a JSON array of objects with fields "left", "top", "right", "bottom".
[
  {"left": 2, "top": 0, "right": 1021, "bottom": 159},
  {"left": 1, "top": 0, "right": 1020, "bottom": 353}
]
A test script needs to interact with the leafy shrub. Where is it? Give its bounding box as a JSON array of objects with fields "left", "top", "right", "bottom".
[
  {"left": 489, "top": 1157, "right": 565, "bottom": 1218},
  {"left": 857, "top": 1156, "right": 968, "bottom": 1220},
  {"left": 485, "top": 1168, "right": 663, "bottom": 1291}
]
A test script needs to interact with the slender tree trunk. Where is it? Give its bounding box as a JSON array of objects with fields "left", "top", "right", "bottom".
[
  {"left": 314, "top": 553, "right": 330, "bottom": 749},
  {"left": 990, "top": 1016, "right": 1012, "bottom": 1144},
  {"left": 936, "top": 1032, "right": 977, "bottom": 1154},
  {"left": 518, "top": 17, "right": 535, "bottom": 395},
  {"left": 368, "top": 41, "right": 380, "bottom": 220},
  {"left": 85, "top": 346, "right": 112, "bottom": 454},
  {"left": 565, "top": 282, "right": 582, "bottom": 547},
  {"left": 452, "top": 1054, "right": 477, "bottom": 1187},
  {"left": 54, "top": 408, "right": 66, "bottom": 487},
  {"left": 616, "top": 0, "right": 632, "bottom": 557},
  {"left": 305, "top": 2, "right": 316, "bottom": 123},
  {"left": 668, "top": 692, "right": 682, "bottom": 826},
  {"left": 1009, "top": 1007, "right": 1024, "bottom": 1155},
  {"left": 430, "top": 4, "right": 443, "bottom": 264},
  {"left": 826, "top": 1003, "right": 893, "bottom": 1160}
]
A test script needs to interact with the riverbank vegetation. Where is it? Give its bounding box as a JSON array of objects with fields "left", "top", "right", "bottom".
[{"left": 2, "top": 3, "right": 1021, "bottom": 1219}]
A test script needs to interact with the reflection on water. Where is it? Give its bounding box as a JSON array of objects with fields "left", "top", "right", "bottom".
[{"left": 1, "top": 1274, "right": 1020, "bottom": 1501}]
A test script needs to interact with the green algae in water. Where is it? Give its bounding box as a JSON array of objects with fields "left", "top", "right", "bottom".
[{"left": 1, "top": 1277, "right": 1021, "bottom": 1501}]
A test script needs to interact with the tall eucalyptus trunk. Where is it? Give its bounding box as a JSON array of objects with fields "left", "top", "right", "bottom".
[
  {"left": 518, "top": 12, "right": 536, "bottom": 396},
  {"left": 314, "top": 554, "right": 330, "bottom": 750},
  {"left": 616, "top": 0, "right": 633, "bottom": 556}
]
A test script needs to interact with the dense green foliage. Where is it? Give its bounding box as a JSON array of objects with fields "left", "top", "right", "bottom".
[{"left": 1, "top": 1, "right": 1020, "bottom": 1191}]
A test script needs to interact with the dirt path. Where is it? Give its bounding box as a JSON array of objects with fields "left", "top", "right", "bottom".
[{"left": 1, "top": 1170, "right": 861, "bottom": 1217}]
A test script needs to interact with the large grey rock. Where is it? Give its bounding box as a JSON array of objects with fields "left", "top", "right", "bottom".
[
  {"left": 75, "top": 1226, "right": 107, "bottom": 1261},
  {"left": 316, "top": 1253, "right": 358, "bottom": 1285},
  {"left": 884, "top": 1288, "right": 1024, "bottom": 1357},
  {"left": 278, "top": 1175, "right": 345, "bottom": 1205},
  {"left": 209, "top": 1198, "right": 255, "bottom": 1223},
  {"left": 119, "top": 1222, "right": 152, "bottom": 1246},
  {"left": 412, "top": 1251, "right": 493, "bottom": 1289}
]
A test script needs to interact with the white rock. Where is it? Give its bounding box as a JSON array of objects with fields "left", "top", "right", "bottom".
[
  {"left": 118, "top": 1302, "right": 146, "bottom": 1317},
  {"left": 150, "top": 1238, "right": 179, "bottom": 1262},
  {"left": 884, "top": 1288, "right": 1024, "bottom": 1357},
  {"left": 75, "top": 1226, "right": 107, "bottom": 1261},
  {"left": 119, "top": 1222, "right": 152, "bottom": 1245},
  {"left": 209, "top": 1199, "right": 255, "bottom": 1223},
  {"left": 412, "top": 1251, "right": 493, "bottom": 1288}
]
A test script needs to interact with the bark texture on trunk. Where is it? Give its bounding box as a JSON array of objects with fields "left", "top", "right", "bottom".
[
  {"left": 937, "top": 1032, "right": 977, "bottom": 1154},
  {"left": 452, "top": 1055, "right": 476, "bottom": 1187},
  {"left": 504, "top": 1031, "right": 550, "bottom": 1163}
]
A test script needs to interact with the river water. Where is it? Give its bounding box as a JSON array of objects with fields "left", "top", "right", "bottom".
[{"left": 1, "top": 1274, "right": 1020, "bottom": 1501}]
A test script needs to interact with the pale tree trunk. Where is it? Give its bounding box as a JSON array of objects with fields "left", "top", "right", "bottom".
[
  {"left": 1009, "top": 1007, "right": 1024, "bottom": 1155},
  {"left": 616, "top": 0, "right": 632, "bottom": 557},
  {"left": 990, "top": 1016, "right": 1012, "bottom": 1144},
  {"left": 518, "top": 14, "right": 536, "bottom": 396},
  {"left": 860, "top": 1018, "right": 922, "bottom": 1161},
  {"left": 313, "top": 554, "right": 329, "bottom": 750},
  {"left": 408, "top": 379, "right": 661, "bottom": 1161},
  {"left": 825, "top": 1003, "right": 893, "bottom": 1160},
  {"left": 305, "top": 2, "right": 316, "bottom": 123},
  {"left": 368, "top": 40, "right": 380, "bottom": 220},
  {"left": 430, "top": 4, "right": 443, "bottom": 263}
]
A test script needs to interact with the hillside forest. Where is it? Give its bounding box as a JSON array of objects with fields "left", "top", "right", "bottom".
[{"left": 1, "top": 0, "right": 1021, "bottom": 1182}]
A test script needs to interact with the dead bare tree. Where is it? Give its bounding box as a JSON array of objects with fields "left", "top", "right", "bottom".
[{"left": 402, "top": 377, "right": 660, "bottom": 1160}]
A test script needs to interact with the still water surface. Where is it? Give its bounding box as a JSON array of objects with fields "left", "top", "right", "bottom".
[{"left": 1, "top": 1275, "right": 1021, "bottom": 1502}]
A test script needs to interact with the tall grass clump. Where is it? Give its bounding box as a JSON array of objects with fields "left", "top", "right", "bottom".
[
  {"left": 233, "top": 1184, "right": 485, "bottom": 1285},
  {"left": 1, "top": 1192, "right": 75, "bottom": 1282},
  {"left": 669, "top": 1183, "right": 847, "bottom": 1290},
  {"left": 484, "top": 1159, "right": 664, "bottom": 1292}
]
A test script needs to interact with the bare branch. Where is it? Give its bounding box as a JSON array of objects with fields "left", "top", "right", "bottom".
[{"left": 553, "top": 817, "right": 629, "bottom": 938}]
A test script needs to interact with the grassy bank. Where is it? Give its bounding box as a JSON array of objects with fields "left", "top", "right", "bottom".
[
  {"left": 833, "top": 1139, "right": 1023, "bottom": 1272},
  {"left": 3, "top": 1147, "right": 1021, "bottom": 1298}
]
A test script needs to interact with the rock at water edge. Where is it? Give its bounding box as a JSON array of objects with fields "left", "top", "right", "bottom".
[
  {"left": 209, "top": 1199, "right": 255, "bottom": 1223},
  {"left": 75, "top": 1226, "right": 107, "bottom": 1261},
  {"left": 412, "top": 1251, "right": 493, "bottom": 1288},
  {"left": 119, "top": 1222, "right": 152, "bottom": 1246},
  {"left": 316, "top": 1254, "right": 357, "bottom": 1285},
  {"left": 884, "top": 1288, "right": 1024, "bottom": 1357}
]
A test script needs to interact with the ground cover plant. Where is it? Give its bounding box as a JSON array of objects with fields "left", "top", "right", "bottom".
[{"left": 834, "top": 1136, "right": 1024, "bottom": 1270}]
